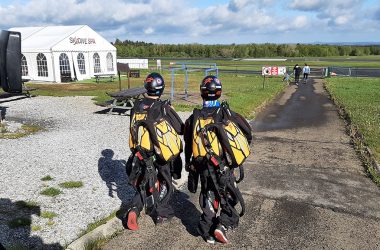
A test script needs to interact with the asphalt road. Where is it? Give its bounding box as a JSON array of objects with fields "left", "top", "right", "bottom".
[{"left": 102, "top": 78, "right": 380, "bottom": 249}]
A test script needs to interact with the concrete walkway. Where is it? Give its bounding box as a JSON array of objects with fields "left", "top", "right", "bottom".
[{"left": 101, "top": 79, "right": 380, "bottom": 249}]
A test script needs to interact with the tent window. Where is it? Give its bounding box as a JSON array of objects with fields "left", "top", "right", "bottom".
[
  {"left": 93, "top": 53, "right": 101, "bottom": 73},
  {"left": 37, "top": 53, "right": 48, "bottom": 77},
  {"left": 77, "top": 53, "right": 86, "bottom": 74},
  {"left": 59, "top": 53, "right": 71, "bottom": 75},
  {"left": 21, "top": 54, "right": 28, "bottom": 76},
  {"left": 106, "top": 52, "right": 113, "bottom": 71}
]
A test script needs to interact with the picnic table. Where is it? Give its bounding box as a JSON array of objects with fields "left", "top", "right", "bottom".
[
  {"left": 21, "top": 77, "right": 36, "bottom": 97},
  {"left": 94, "top": 73, "right": 116, "bottom": 83},
  {"left": 106, "top": 87, "right": 146, "bottom": 115}
]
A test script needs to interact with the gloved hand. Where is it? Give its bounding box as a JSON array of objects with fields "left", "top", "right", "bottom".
[{"left": 185, "top": 162, "right": 195, "bottom": 172}]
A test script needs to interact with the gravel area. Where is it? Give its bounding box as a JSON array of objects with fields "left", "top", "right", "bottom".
[{"left": 0, "top": 96, "right": 191, "bottom": 249}]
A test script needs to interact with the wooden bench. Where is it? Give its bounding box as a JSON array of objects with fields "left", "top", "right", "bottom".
[
  {"left": 106, "top": 87, "right": 146, "bottom": 115},
  {"left": 94, "top": 74, "right": 116, "bottom": 83}
]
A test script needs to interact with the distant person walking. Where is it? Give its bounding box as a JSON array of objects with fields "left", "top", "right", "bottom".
[
  {"left": 293, "top": 64, "right": 302, "bottom": 85},
  {"left": 303, "top": 63, "right": 311, "bottom": 83}
]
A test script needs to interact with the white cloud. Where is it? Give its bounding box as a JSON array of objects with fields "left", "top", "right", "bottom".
[
  {"left": 334, "top": 15, "right": 350, "bottom": 25},
  {"left": 228, "top": 0, "right": 250, "bottom": 12},
  {"left": 290, "top": 0, "right": 324, "bottom": 11},
  {"left": 293, "top": 16, "right": 309, "bottom": 29},
  {"left": 0, "top": 0, "right": 378, "bottom": 43},
  {"left": 144, "top": 27, "right": 154, "bottom": 34}
]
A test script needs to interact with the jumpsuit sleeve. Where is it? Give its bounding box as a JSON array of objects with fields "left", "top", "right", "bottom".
[
  {"left": 184, "top": 115, "right": 194, "bottom": 164},
  {"left": 165, "top": 105, "right": 185, "bottom": 135},
  {"left": 129, "top": 108, "right": 134, "bottom": 124},
  {"left": 231, "top": 111, "right": 253, "bottom": 144}
]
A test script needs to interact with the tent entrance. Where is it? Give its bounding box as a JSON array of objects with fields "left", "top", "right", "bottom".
[{"left": 59, "top": 53, "right": 72, "bottom": 82}]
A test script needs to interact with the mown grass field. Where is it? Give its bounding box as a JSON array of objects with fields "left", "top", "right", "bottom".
[
  {"left": 24, "top": 71, "right": 286, "bottom": 118},
  {"left": 325, "top": 77, "right": 380, "bottom": 183},
  {"left": 153, "top": 55, "right": 380, "bottom": 71}
]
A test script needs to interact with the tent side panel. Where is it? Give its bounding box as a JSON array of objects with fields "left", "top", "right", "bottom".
[{"left": 23, "top": 52, "right": 54, "bottom": 82}]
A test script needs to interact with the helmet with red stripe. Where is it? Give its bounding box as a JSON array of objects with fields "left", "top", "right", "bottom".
[
  {"left": 200, "top": 75, "right": 222, "bottom": 100},
  {"left": 144, "top": 72, "right": 165, "bottom": 96}
]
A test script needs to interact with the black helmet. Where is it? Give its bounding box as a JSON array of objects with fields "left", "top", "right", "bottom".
[
  {"left": 144, "top": 72, "right": 165, "bottom": 96},
  {"left": 200, "top": 75, "right": 222, "bottom": 100}
]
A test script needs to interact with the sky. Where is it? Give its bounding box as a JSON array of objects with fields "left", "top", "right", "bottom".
[{"left": 1, "top": 0, "right": 380, "bottom": 44}]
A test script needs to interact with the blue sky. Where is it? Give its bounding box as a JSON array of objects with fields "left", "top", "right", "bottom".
[{"left": 1, "top": 0, "right": 379, "bottom": 44}]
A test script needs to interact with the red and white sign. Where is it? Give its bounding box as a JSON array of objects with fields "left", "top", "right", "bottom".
[
  {"left": 271, "top": 66, "right": 278, "bottom": 75},
  {"left": 262, "top": 66, "right": 287, "bottom": 76},
  {"left": 262, "top": 67, "right": 271, "bottom": 75}
]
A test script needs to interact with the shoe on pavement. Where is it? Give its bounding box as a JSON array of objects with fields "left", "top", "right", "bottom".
[
  {"left": 126, "top": 208, "right": 139, "bottom": 231},
  {"left": 214, "top": 225, "right": 228, "bottom": 244},
  {"left": 155, "top": 216, "right": 171, "bottom": 225},
  {"left": 205, "top": 236, "right": 216, "bottom": 244}
]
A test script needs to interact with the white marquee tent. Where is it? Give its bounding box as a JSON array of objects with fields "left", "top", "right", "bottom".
[{"left": 9, "top": 25, "right": 117, "bottom": 83}]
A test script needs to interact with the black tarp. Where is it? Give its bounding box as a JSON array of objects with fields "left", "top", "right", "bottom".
[{"left": 0, "top": 30, "right": 22, "bottom": 93}]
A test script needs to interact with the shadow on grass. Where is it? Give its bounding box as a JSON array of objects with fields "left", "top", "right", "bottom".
[{"left": 0, "top": 198, "right": 61, "bottom": 249}]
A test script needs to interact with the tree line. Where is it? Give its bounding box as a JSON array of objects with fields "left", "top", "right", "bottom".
[{"left": 113, "top": 39, "right": 380, "bottom": 58}]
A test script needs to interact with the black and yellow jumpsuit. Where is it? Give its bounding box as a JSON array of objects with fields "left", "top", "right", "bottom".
[
  {"left": 127, "top": 97, "right": 184, "bottom": 221},
  {"left": 184, "top": 106, "right": 252, "bottom": 239}
]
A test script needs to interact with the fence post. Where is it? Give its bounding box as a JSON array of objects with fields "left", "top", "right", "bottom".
[
  {"left": 171, "top": 68, "right": 175, "bottom": 101},
  {"left": 185, "top": 68, "right": 188, "bottom": 100}
]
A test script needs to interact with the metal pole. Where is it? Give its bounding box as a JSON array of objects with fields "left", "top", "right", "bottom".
[
  {"left": 262, "top": 75, "right": 266, "bottom": 89},
  {"left": 185, "top": 68, "right": 188, "bottom": 100},
  {"left": 171, "top": 68, "right": 175, "bottom": 100},
  {"left": 127, "top": 63, "right": 131, "bottom": 89},
  {"left": 127, "top": 70, "right": 131, "bottom": 89},
  {"left": 118, "top": 70, "right": 122, "bottom": 91}
]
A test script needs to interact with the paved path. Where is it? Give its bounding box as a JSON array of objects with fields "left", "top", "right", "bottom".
[{"left": 103, "top": 79, "right": 380, "bottom": 249}]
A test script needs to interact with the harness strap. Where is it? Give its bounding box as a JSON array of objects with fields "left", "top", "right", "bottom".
[
  {"left": 226, "top": 180, "right": 245, "bottom": 217},
  {"left": 235, "top": 165, "right": 244, "bottom": 183},
  {"left": 156, "top": 163, "right": 172, "bottom": 204},
  {"left": 134, "top": 148, "right": 160, "bottom": 214},
  {"left": 205, "top": 164, "right": 246, "bottom": 217}
]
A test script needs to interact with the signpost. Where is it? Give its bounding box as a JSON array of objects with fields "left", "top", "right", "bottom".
[
  {"left": 261, "top": 66, "right": 287, "bottom": 88},
  {"left": 117, "top": 62, "right": 130, "bottom": 90},
  {"left": 261, "top": 66, "right": 286, "bottom": 76},
  {"left": 157, "top": 59, "right": 161, "bottom": 71}
]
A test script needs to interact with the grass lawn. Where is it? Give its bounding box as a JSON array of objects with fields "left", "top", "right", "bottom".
[
  {"left": 325, "top": 77, "right": 380, "bottom": 183},
  {"left": 154, "top": 56, "right": 380, "bottom": 71},
  {"left": 25, "top": 71, "right": 286, "bottom": 119},
  {"left": 3, "top": 56, "right": 378, "bottom": 119}
]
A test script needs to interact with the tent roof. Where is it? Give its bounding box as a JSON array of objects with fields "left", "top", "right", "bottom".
[
  {"left": 10, "top": 25, "right": 84, "bottom": 50},
  {"left": 9, "top": 25, "right": 115, "bottom": 52}
]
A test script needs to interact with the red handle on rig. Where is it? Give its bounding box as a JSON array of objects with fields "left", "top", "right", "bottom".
[
  {"left": 210, "top": 156, "right": 219, "bottom": 167},
  {"left": 136, "top": 151, "right": 143, "bottom": 160}
]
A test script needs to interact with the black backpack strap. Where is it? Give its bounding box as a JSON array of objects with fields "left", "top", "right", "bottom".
[
  {"left": 162, "top": 99, "right": 183, "bottom": 134},
  {"left": 220, "top": 100, "right": 232, "bottom": 122},
  {"left": 221, "top": 101, "right": 252, "bottom": 143},
  {"left": 132, "top": 99, "right": 144, "bottom": 113},
  {"left": 192, "top": 108, "right": 201, "bottom": 134},
  {"left": 235, "top": 165, "right": 244, "bottom": 183},
  {"left": 226, "top": 176, "right": 245, "bottom": 217}
]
